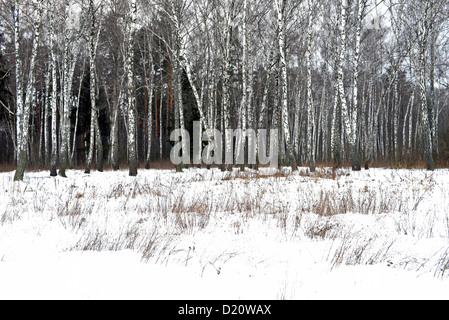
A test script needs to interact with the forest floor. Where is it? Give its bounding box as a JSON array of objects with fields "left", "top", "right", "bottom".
[{"left": 0, "top": 166, "right": 449, "bottom": 299}]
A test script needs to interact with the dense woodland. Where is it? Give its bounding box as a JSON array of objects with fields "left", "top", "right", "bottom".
[{"left": 0, "top": 0, "right": 448, "bottom": 180}]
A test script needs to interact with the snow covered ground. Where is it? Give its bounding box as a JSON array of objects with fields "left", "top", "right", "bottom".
[{"left": 0, "top": 167, "right": 448, "bottom": 300}]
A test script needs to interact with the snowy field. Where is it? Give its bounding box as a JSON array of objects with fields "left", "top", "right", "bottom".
[{"left": 0, "top": 167, "right": 449, "bottom": 300}]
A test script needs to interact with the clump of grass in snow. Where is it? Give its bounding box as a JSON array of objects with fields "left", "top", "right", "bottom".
[
  {"left": 327, "top": 232, "right": 395, "bottom": 270},
  {"left": 304, "top": 217, "right": 341, "bottom": 240},
  {"left": 435, "top": 247, "right": 449, "bottom": 279}
]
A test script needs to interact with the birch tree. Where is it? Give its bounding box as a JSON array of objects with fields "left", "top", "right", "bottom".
[
  {"left": 170, "top": 2, "right": 189, "bottom": 172},
  {"left": 144, "top": 30, "right": 155, "bottom": 169},
  {"left": 337, "top": 0, "right": 360, "bottom": 171},
  {"left": 85, "top": 0, "right": 103, "bottom": 174},
  {"left": 306, "top": 0, "right": 315, "bottom": 172},
  {"left": 14, "top": 0, "right": 44, "bottom": 181},
  {"left": 410, "top": 0, "right": 443, "bottom": 170},
  {"left": 126, "top": 0, "right": 138, "bottom": 176},
  {"left": 49, "top": 1, "right": 58, "bottom": 177},
  {"left": 275, "top": 0, "right": 296, "bottom": 170},
  {"left": 236, "top": 0, "right": 248, "bottom": 169},
  {"left": 215, "top": 0, "right": 236, "bottom": 171},
  {"left": 71, "top": 60, "right": 85, "bottom": 167},
  {"left": 59, "top": 0, "right": 81, "bottom": 177},
  {"left": 12, "top": 0, "right": 24, "bottom": 179},
  {"left": 350, "top": 0, "right": 366, "bottom": 170}
]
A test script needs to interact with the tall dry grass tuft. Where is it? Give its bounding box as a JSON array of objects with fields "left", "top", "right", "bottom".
[
  {"left": 304, "top": 217, "right": 341, "bottom": 240},
  {"left": 435, "top": 247, "right": 449, "bottom": 279},
  {"left": 328, "top": 233, "right": 395, "bottom": 270}
]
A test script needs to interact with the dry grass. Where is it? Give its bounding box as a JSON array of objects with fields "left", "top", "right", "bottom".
[
  {"left": 435, "top": 247, "right": 449, "bottom": 279},
  {"left": 219, "top": 167, "right": 346, "bottom": 182},
  {"left": 304, "top": 218, "right": 341, "bottom": 240},
  {"left": 327, "top": 233, "right": 395, "bottom": 270},
  {"left": 1, "top": 165, "right": 447, "bottom": 277},
  {"left": 221, "top": 170, "right": 292, "bottom": 181}
]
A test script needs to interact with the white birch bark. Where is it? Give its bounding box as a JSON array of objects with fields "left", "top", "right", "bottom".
[
  {"left": 38, "top": 87, "right": 44, "bottom": 163},
  {"left": 145, "top": 34, "right": 154, "bottom": 169},
  {"left": 44, "top": 67, "right": 51, "bottom": 166},
  {"left": 13, "top": 0, "right": 23, "bottom": 164},
  {"left": 165, "top": 2, "right": 203, "bottom": 170},
  {"left": 236, "top": 0, "right": 248, "bottom": 169},
  {"left": 14, "top": 0, "right": 44, "bottom": 181},
  {"left": 59, "top": 0, "right": 78, "bottom": 177},
  {"left": 241, "top": 0, "right": 248, "bottom": 167},
  {"left": 403, "top": 85, "right": 415, "bottom": 153},
  {"left": 429, "top": 22, "right": 438, "bottom": 157},
  {"left": 71, "top": 61, "right": 85, "bottom": 167},
  {"left": 159, "top": 63, "right": 163, "bottom": 167},
  {"left": 320, "top": 75, "right": 328, "bottom": 162},
  {"left": 110, "top": 88, "right": 122, "bottom": 171},
  {"left": 257, "top": 48, "right": 275, "bottom": 168},
  {"left": 337, "top": 0, "right": 359, "bottom": 170},
  {"left": 174, "top": 57, "right": 186, "bottom": 171},
  {"left": 416, "top": 2, "right": 435, "bottom": 170},
  {"left": 418, "top": 30, "right": 434, "bottom": 170},
  {"left": 247, "top": 54, "right": 255, "bottom": 168},
  {"left": 293, "top": 74, "right": 302, "bottom": 162},
  {"left": 85, "top": 0, "right": 102, "bottom": 174},
  {"left": 127, "top": 0, "right": 138, "bottom": 176},
  {"left": 171, "top": 28, "right": 187, "bottom": 171},
  {"left": 306, "top": 3, "right": 315, "bottom": 171},
  {"left": 366, "top": 79, "right": 378, "bottom": 169},
  {"left": 331, "top": 59, "right": 342, "bottom": 168},
  {"left": 50, "top": 3, "right": 58, "bottom": 177},
  {"left": 351, "top": 0, "right": 363, "bottom": 170},
  {"left": 221, "top": 0, "right": 235, "bottom": 171},
  {"left": 392, "top": 74, "right": 399, "bottom": 161},
  {"left": 275, "top": 0, "right": 296, "bottom": 170}
]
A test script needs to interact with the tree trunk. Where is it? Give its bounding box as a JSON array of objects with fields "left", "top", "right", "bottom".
[
  {"left": 50, "top": 12, "right": 58, "bottom": 177},
  {"left": 351, "top": 0, "right": 363, "bottom": 170},
  {"left": 14, "top": 0, "right": 43, "bottom": 181},
  {"left": 221, "top": 2, "right": 234, "bottom": 171},
  {"left": 306, "top": 13, "right": 315, "bottom": 172},
  {"left": 44, "top": 68, "right": 51, "bottom": 167},
  {"left": 418, "top": 38, "right": 435, "bottom": 170},
  {"left": 71, "top": 62, "right": 85, "bottom": 168},
  {"left": 145, "top": 32, "right": 154, "bottom": 169},
  {"left": 85, "top": 0, "right": 102, "bottom": 174},
  {"left": 276, "top": 0, "right": 296, "bottom": 170},
  {"left": 127, "top": 0, "right": 138, "bottom": 176},
  {"left": 331, "top": 60, "right": 342, "bottom": 169},
  {"left": 59, "top": 2, "right": 78, "bottom": 177},
  {"left": 429, "top": 24, "right": 438, "bottom": 158},
  {"left": 337, "top": 0, "right": 360, "bottom": 171}
]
